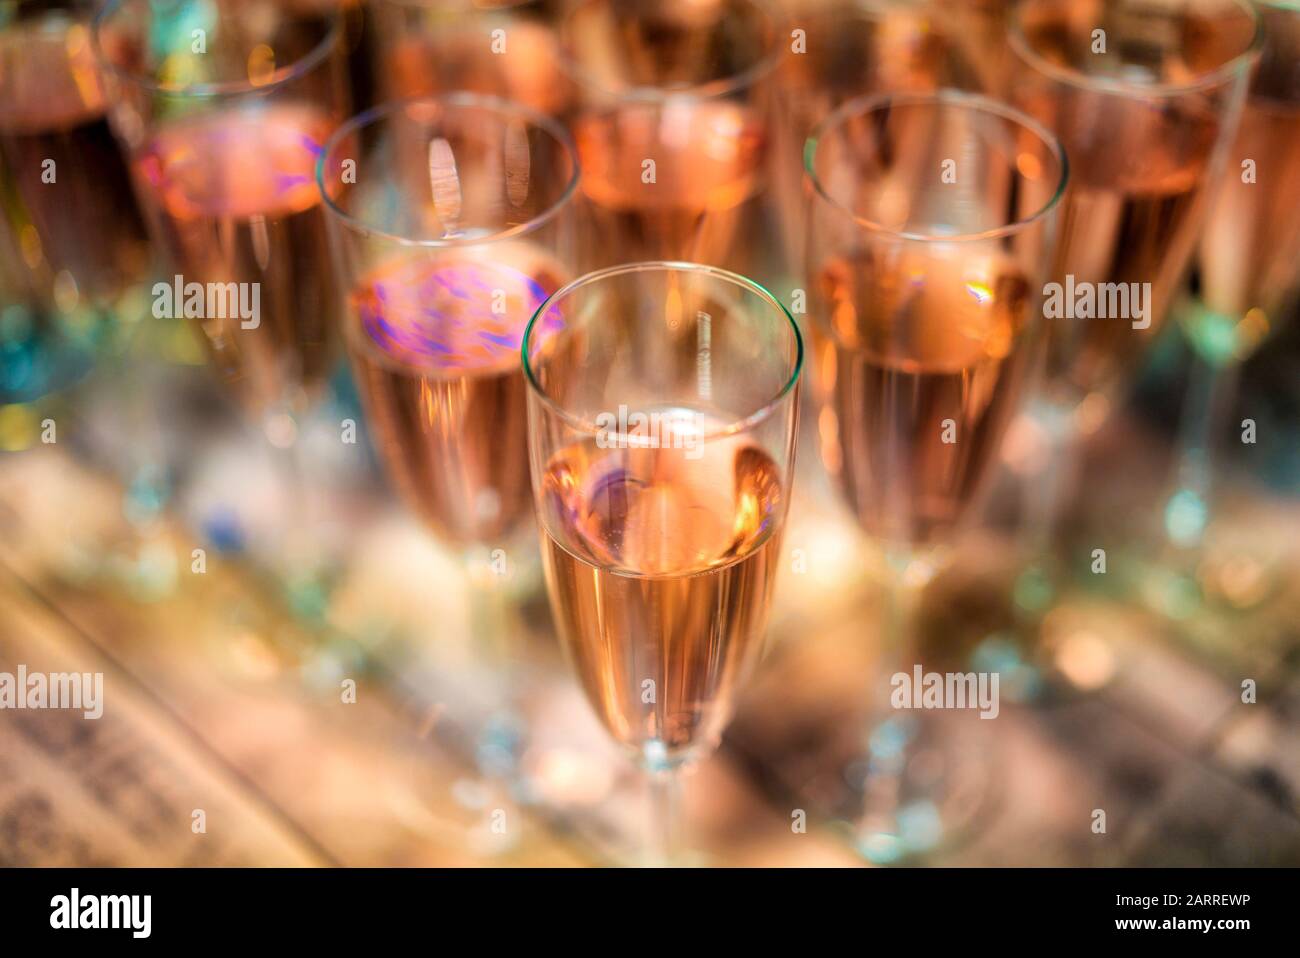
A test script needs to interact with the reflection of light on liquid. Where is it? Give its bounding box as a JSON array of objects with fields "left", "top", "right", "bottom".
[
  {"left": 64, "top": 25, "right": 101, "bottom": 108},
  {"left": 1015, "top": 150, "right": 1043, "bottom": 181},
  {"left": 158, "top": 53, "right": 195, "bottom": 89},
  {"left": 248, "top": 44, "right": 276, "bottom": 86},
  {"left": 428, "top": 137, "right": 462, "bottom": 233},
  {"left": 363, "top": 260, "right": 556, "bottom": 371},
  {"left": 703, "top": 107, "right": 744, "bottom": 162},
  {"left": 19, "top": 226, "right": 43, "bottom": 270},
  {"left": 52, "top": 270, "right": 79, "bottom": 314},
  {"left": 1234, "top": 307, "right": 1269, "bottom": 359},
  {"left": 965, "top": 281, "right": 992, "bottom": 305},
  {"left": 818, "top": 405, "right": 841, "bottom": 475}
]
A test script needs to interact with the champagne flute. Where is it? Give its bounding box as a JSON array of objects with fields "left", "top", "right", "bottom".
[
  {"left": 770, "top": 0, "right": 1000, "bottom": 279},
  {"left": 317, "top": 94, "right": 578, "bottom": 764},
  {"left": 94, "top": 0, "right": 350, "bottom": 426},
  {"left": 558, "top": 0, "right": 783, "bottom": 279},
  {"left": 804, "top": 91, "right": 1068, "bottom": 860},
  {"left": 93, "top": 0, "right": 350, "bottom": 592},
  {"left": 524, "top": 261, "right": 802, "bottom": 864},
  {"left": 1164, "top": 0, "right": 1300, "bottom": 575},
  {"left": 371, "top": 0, "right": 570, "bottom": 116},
  {"left": 0, "top": 0, "right": 151, "bottom": 408},
  {"left": 1004, "top": 0, "right": 1260, "bottom": 633},
  {"left": 1, "top": 0, "right": 172, "bottom": 554}
]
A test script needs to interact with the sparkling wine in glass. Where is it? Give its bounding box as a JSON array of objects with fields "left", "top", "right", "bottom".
[
  {"left": 558, "top": 0, "right": 782, "bottom": 281},
  {"left": 319, "top": 94, "right": 578, "bottom": 764},
  {"left": 770, "top": 0, "right": 1001, "bottom": 277},
  {"left": 320, "top": 94, "right": 577, "bottom": 551},
  {"left": 1004, "top": 0, "right": 1260, "bottom": 627},
  {"left": 0, "top": 0, "right": 151, "bottom": 406},
  {"left": 372, "top": 0, "right": 570, "bottom": 116},
  {"left": 804, "top": 90, "right": 1068, "bottom": 860},
  {"left": 524, "top": 261, "right": 802, "bottom": 862},
  {"left": 93, "top": 0, "right": 351, "bottom": 427},
  {"left": 92, "top": 0, "right": 352, "bottom": 597},
  {"left": 1161, "top": 0, "right": 1300, "bottom": 595}
]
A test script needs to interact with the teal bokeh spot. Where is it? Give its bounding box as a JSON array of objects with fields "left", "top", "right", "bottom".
[
  {"left": 898, "top": 801, "right": 942, "bottom": 851},
  {"left": 1014, "top": 565, "right": 1054, "bottom": 614},
  {"left": 856, "top": 831, "right": 905, "bottom": 865},
  {"left": 1165, "top": 488, "right": 1207, "bottom": 547},
  {"left": 287, "top": 577, "right": 329, "bottom": 621}
]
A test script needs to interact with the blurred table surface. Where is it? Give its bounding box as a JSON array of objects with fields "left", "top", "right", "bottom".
[{"left": 1, "top": 354, "right": 1299, "bottom": 867}]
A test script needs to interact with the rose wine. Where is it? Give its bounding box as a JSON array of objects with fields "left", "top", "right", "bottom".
[
  {"left": 537, "top": 426, "right": 785, "bottom": 764},
  {"left": 0, "top": 16, "right": 149, "bottom": 306},
  {"left": 348, "top": 242, "right": 568, "bottom": 546},
  {"left": 1011, "top": 14, "right": 1231, "bottom": 404},
  {"left": 135, "top": 101, "right": 339, "bottom": 415},
  {"left": 1040, "top": 119, "right": 1217, "bottom": 402},
  {"left": 1195, "top": 96, "right": 1300, "bottom": 356},
  {"left": 812, "top": 248, "right": 1033, "bottom": 546},
  {"left": 573, "top": 99, "right": 766, "bottom": 274},
  {"left": 770, "top": 5, "right": 961, "bottom": 272},
  {"left": 385, "top": 22, "right": 568, "bottom": 117}
]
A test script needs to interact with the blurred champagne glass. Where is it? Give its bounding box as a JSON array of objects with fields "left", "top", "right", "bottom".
[
  {"left": 318, "top": 94, "right": 578, "bottom": 771},
  {"left": 771, "top": 0, "right": 1002, "bottom": 278},
  {"left": 1162, "top": 0, "right": 1300, "bottom": 586},
  {"left": 371, "top": 0, "right": 569, "bottom": 116},
  {"left": 524, "top": 262, "right": 802, "bottom": 864},
  {"left": 1004, "top": 0, "right": 1259, "bottom": 632},
  {"left": 93, "top": 0, "right": 350, "bottom": 590},
  {"left": 559, "top": 0, "right": 783, "bottom": 281},
  {"left": 805, "top": 91, "right": 1067, "bottom": 861},
  {"left": 0, "top": 0, "right": 150, "bottom": 418}
]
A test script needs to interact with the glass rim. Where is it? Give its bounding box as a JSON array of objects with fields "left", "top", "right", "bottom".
[
  {"left": 1008, "top": 0, "right": 1263, "bottom": 99},
  {"left": 557, "top": 0, "right": 785, "bottom": 102},
  {"left": 315, "top": 92, "right": 581, "bottom": 249},
  {"left": 803, "top": 89, "right": 1070, "bottom": 244},
  {"left": 522, "top": 261, "right": 804, "bottom": 441},
  {"left": 91, "top": 0, "right": 342, "bottom": 99}
]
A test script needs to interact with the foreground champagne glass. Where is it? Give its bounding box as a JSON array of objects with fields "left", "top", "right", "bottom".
[
  {"left": 805, "top": 91, "right": 1067, "bottom": 860},
  {"left": 1005, "top": 0, "right": 1259, "bottom": 616},
  {"left": 0, "top": 0, "right": 151, "bottom": 405},
  {"left": 1164, "top": 0, "right": 1300, "bottom": 560},
  {"left": 319, "top": 96, "right": 577, "bottom": 767},
  {"left": 559, "top": 0, "right": 782, "bottom": 279},
  {"left": 524, "top": 262, "right": 802, "bottom": 863},
  {"left": 372, "top": 0, "right": 569, "bottom": 116},
  {"left": 94, "top": 0, "right": 350, "bottom": 426}
]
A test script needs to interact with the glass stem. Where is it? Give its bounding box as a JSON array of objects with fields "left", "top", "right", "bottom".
[
  {"left": 1166, "top": 348, "right": 1239, "bottom": 549},
  {"left": 882, "top": 548, "right": 928, "bottom": 697},
  {"left": 646, "top": 765, "right": 683, "bottom": 867},
  {"left": 271, "top": 412, "right": 310, "bottom": 566},
  {"left": 463, "top": 545, "right": 510, "bottom": 668},
  {"left": 1023, "top": 404, "right": 1077, "bottom": 563}
]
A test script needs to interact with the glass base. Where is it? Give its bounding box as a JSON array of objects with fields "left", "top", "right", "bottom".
[{"left": 821, "top": 710, "right": 999, "bottom": 865}]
